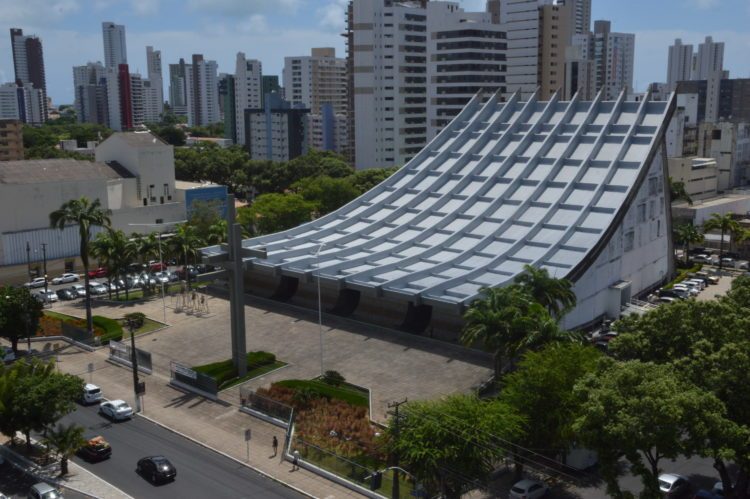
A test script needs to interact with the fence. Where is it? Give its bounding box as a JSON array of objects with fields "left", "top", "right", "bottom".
[
  {"left": 108, "top": 340, "right": 153, "bottom": 374},
  {"left": 169, "top": 361, "right": 218, "bottom": 398},
  {"left": 239, "top": 386, "right": 294, "bottom": 427},
  {"left": 59, "top": 321, "right": 93, "bottom": 344}
]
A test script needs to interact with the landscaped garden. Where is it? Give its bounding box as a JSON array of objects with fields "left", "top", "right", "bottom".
[
  {"left": 193, "top": 351, "right": 286, "bottom": 390},
  {"left": 39, "top": 311, "right": 123, "bottom": 344},
  {"left": 118, "top": 312, "right": 165, "bottom": 336}
]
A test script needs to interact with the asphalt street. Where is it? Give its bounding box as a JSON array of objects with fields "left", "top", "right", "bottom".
[{"left": 60, "top": 405, "right": 305, "bottom": 499}]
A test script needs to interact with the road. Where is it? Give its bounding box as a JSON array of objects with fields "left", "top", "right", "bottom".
[{"left": 60, "top": 405, "right": 305, "bottom": 499}]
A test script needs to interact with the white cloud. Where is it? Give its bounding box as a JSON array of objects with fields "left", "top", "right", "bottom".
[
  {"left": 0, "top": 0, "right": 79, "bottom": 25},
  {"left": 317, "top": 0, "right": 348, "bottom": 31},
  {"left": 239, "top": 14, "right": 269, "bottom": 34},
  {"left": 186, "top": 0, "right": 300, "bottom": 16},
  {"left": 131, "top": 0, "right": 158, "bottom": 16}
]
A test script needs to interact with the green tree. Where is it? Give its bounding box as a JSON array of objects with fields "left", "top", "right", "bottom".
[
  {"left": 206, "top": 219, "right": 228, "bottom": 245},
  {"left": 187, "top": 199, "right": 223, "bottom": 235},
  {"left": 238, "top": 193, "right": 315, "bottom": 236},
  {"left": 148, "top": 123, "right": 186, "bottom": 146},
  {"left": 668, "top": 177, "right": 693, "bottom": 205},
  {"left": 513, "top": 264, "right": 576, "bottom": 319},
  {"left": 389, "top": 394, "right": 523, "bottom": 499},
  {"left": 0, "top": 286, "right": 43, "bottom": 354},
  {"left": 169, "top": 224, "right": 203, "bottom": 289},
  {"left": 346, "top": 167, "right": 399, "bottom": 194},
  {"left": 573, "top": 359, "right": 732, "bottom": 498},
  {"left": 500, "top": 344, "right": 600, "bottom": 468},
  {"left": 673, "top": 223, "right": 705, "bottom": 265},
  {"left": 90, "top": 229, "right": 134, "bottom": 299},
  {"left": 50, "top": 197, "right": 112, "bottom": 334},
  {"left": 294, "top": 176, "right": 359, "bottom": 216},
  {"left": 44, "top": 423, "right": 87, "bottom": 475},
  {"left": 703, "top": 212, "right": 741, "bottom": 268},
  {"left": 461, "top": 286, "right": 563, "bottom": 380}
]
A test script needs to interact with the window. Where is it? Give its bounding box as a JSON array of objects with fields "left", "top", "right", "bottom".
[
  {"left": 712, "top": 129, "right": 722, "bottom": 140},
  {"left": 637, "top": 203, "right": 646, "bottom": 223},
  {"left": 624, "top": 231, "right": 635, "bottom": 251}
]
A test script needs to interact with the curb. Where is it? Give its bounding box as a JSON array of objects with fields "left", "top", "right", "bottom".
[
  {"left": 135, "top": 413, "right": 317, "bottom": 499},
  {"left": 67, "top": 461, "right": 134, "bottom": 499}
]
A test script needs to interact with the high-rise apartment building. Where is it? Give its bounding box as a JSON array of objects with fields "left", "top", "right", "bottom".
[
  {"left": 262, "top": 75, "right": 281, "bottom": 102},
  {"left": 667, "top": 39, "right": 694, "bottom": 92},
  {"left": 0, "top": 82, "right": 45, "bottom": 124},
  {"left": 565, "top": 20, "right": 634, "bottom": 100},
  {"left": 129, "top": 72, "right": 145, "bottom": 126},
  {"left": 0, "top": 120, "right": 24, "bottom": 161},
  {"left": 567, "top": 0, "right": 591, "bottom": 35},
  {"left": 10, "top": 28, "right": 47, "bottom": 121},
  {"left": 233, "top": 53, "right": 262, "bottom": 144},
  {"left": 222, "top": 75, "right": 236, "bottom": 142},
  {"left": 168, "top": 59, "right": 189, "bottom": 116},
  {"left": 537, "top": 2, "right": 572, "bottom": 100},
  {"left": 185, "top": 55, "right": 220, "bottom": 127},
  {"left": 144, "top": 46, "right": 164, "bottom": 122},
  {"left": 246, "top": 93, "right": 309, "bottom": 162},
  {"left": 694, "top": 36, "right": 724, "bottom": 81},
  {"left": 73, "top": 61, "right": 108, "bottom": 125},
  {"left": 102, "top": 22, "right": 127, "bottom": 69}
]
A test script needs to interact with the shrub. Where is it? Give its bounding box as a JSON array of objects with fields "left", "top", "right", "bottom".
[
  {"left": 193, "top": 351, "right": 278, "bottom": 389},
  {"left": 92, "top": 316, "right": 123, "bottom": 344},
  {"left": 123, "top": 312, "right": 145, "bottom": 329},
  {"left": 323, "top": 370, "right": 346, "bottom": 387}
]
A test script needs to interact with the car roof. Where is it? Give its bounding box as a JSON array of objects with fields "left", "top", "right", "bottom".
[
  {"left": 31, "top": 482, "right": 56, "bottom": 492},
  {"left": 659, "top": 473, "right": 687, "bottom": 482},
  {"left": 107, "top": 399, "right": 126, "bottom": 404},
  {"left": 84, "top": 383, "right": 99, "bottom": 390},
  {"left": 513, "top": 479, "right": 541, "bottom": 488}
]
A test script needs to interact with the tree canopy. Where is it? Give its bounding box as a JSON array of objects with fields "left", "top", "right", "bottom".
[
  {"left": 0, "top": 286, "right": 43, "bottom": 354},
  {"left": 237, "top": 193, "right": 315, "bottom": 236}
]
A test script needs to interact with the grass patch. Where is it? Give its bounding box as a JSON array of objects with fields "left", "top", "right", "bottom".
[
  {"left": 193, "top": 351, "right": 285, "bottom": 390},
  {"left": 118, "top": 317, "right": 164, "bottom": 336},
  {"left": 92, "top": 316, "right": 122, "bottom": 344},
  {"left": 275, "top": 379, "right": 369, "bottom": 407},
  {"left": 43, "top": 310, "right": 78, "bottom": 321},
  {"left": 664, "top": 263, "right": 703, "bottom": 289}
]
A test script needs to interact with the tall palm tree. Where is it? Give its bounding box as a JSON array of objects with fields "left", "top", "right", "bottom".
[
  {"left": 673, "top": 224, "right": 705, "bottom": 265},
  {"left": 89, "top": 231, "right": 116, "bottom": 299},
  {"left": 44, "top": 423, "right": 87, "bottom": 475},
  {"left": 91, "top": 229, "right": 133, "bottom": 299},
  {"left": 703, "top": 212, "right": 741, "bottom": 269},
  {"left": 513, "top": 264, "right": 576, "bottom": 319},
  {"left": 169, "top": 224, "right": 203, "bottom": 289},
  {"left": 206, "top": 219, "right": 228, "bottom": 245},
  {"left": 50, "top": 197, "right": 112, "bottom": 334}
]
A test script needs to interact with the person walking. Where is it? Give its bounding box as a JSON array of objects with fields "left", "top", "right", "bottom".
[
  {"left": 272, "top": 436, "right": 278, "bottom": 457},
  {"left": 292, "top": 449, "right": 300, "bottom": 471}
]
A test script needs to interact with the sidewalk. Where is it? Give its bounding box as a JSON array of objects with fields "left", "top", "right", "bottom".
[{"left": 56, "top": 344, "right": 363, "bottom": 499}]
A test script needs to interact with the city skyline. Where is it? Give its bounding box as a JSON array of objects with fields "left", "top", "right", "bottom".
[{"left": 0, "top": 0, "right": 748, "bottom": 105}]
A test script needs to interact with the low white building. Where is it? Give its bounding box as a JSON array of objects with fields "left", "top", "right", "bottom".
[{"left": 667, "top": 157, "right": 718, "bottom": 201}]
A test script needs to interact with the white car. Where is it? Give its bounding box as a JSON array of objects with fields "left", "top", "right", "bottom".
[
  {"left": 658, "top": 473, "right": 691, "bottom": 497},
  {"left": 51, "top": 273, "right": 79, "bottom": 285},
  {"left": 672, "top": 284, "right": 699, "bottom": 296},
  {"left": 70, "top": 284, "right": 87, "bottom": 298},
  {"left": 36, "top": 290, "right": 58, "bottom": 303},
  {"left": 23, "top": 277, "right": 47, "bottom": 288},
  {"left": 88, "top": 283, "right": 108, "bottom": 295},
  {"left": 81, "top": 383, "right": 103, "bottom": 404},
  {"left": 509, "top": 479, "right": 548, "bottom": 499},
  {"left": 99, "top": 400, "right": 134, "bottom": 421},
  {"left": 153, "top": 272, "right": 169, "bottom": 284}
]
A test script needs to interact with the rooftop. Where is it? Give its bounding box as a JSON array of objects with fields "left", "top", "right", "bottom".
[
  {"left": 110, "top": 131, "right": 169, "bottom": 148},
  {"left": 0, "top": 158, "right": 130, "bottom": 185}
]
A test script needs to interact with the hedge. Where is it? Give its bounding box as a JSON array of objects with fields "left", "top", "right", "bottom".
[
  {"left": 194, "top": 351, "right": 278, "bottom": 389},
  {"left": 275, "top": 379, "right": 369, "bottom": 408},
  {"left": 92, "top": 316, "right": 123, "bottom": 344}
]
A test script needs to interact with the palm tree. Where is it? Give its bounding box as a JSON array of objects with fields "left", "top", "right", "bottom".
[
  {"left": 50, "top": 197, "right": 112, "bottom": 334},
  {"left": 206, "top": 219, "right": 228, "bottom": 245},
  {"left": 44, "top": 423, "right": 87, "bottom": 475},
  {"left": 673, "top": 224, "right": 705, "bottom": 265},
  {"left": 170, "top": 224, "right": 203, "bottom": 289},
  {"left": 703, "top": 212, "right": 741, "bottom": 269},
  {"left": 90, "top": 231, "right": 116, "bottom": 299},
  {"left": 91, "top": 229, "right": 133, "bottom": 299},
  {"left": 513, "top": 264, "right": 576, "bottom": 319}
]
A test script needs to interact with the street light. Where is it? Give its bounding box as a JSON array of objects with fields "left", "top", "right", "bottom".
[
  {"left": 126, "top": 318, "right": 141, "bottom": 413},
  {"left": 314, "top": 243, "right": 325, "bottom": 378}
]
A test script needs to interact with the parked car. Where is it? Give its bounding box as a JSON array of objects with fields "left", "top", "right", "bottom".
[
  {"left": 88, "top": 283, "right": 108, "bottom": 295},
  {"left": 23, "top": 277, "right": 47, "bottom": 288},
  {"left": 672, "top": 284, "right": 699, "bottom": 297},
  {"left": 195, "top": 264, "right": 216, "bottom": 274},
  {"left": 87, "top": 267, "right": 107, "bottom": 278},
  {"left": 36, "top": 290, "right": 58, "bottom": 303},
  {"left": 76, "top": 436, "right": 111, "bottom": 462},
  {"left": 127, "top": 263, "right": 147, "bottom": 273},
  {"left": 27, "top": 482, "right": 63, "bottom": 499},
  {"left": 70, "top": 284, "right": 87, "bottom": 298},
  {"left": 56, "top": 288, "right": 77, "bottom": 301},
  {"left": 720, "top": 258, "right": 735, "bottom": 267},
  {"left": 136, "top": 456, "right": 177, "bottom": 484},
  {"left": 140, "top": 274, "right": 157, "bottom": 286},
  {"left": 694, "top": 490, "right": 722, "bottom": 499},
  {"left": 149, "top": 261, "right": 167, "bottom": 272},
  {"left": 684, "top": 279, "right": 705, "bottom": 290},
  {"left": 177, "top": 266, "right": 199, "bottom": 279},
  {"left": 659, "top": 473, "right": 691, "bottom": 498},
  {"left": 509, "top": 479, "right": 548, "bottom": 499},
  {"left": 695, "top": 271, "right": 720, "bottom": 284},
  {"left": 167, "top": 271, "right": 179, "bottom": 282},
  {"left": 80, "top": 383, "right": 103, "bottom": 405},
  {"left": 51, "top": 273, "right": 79, "bottom": 285},
  {"left": 658, "top": 296, "right": 678, "bottom": 305},
  {"left": 152, "top": 272, "right": 169, "bottom": 284},
  {"left": 1, "top": 346, "right": 16, "bottom": 364},
  {"left": 99, "top": 400, "right": 134, "bottom": 421}
]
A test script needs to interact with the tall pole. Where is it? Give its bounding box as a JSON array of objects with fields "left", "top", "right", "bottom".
[
  {"left": 158, "top": 233, "right": 166, "bottom": 323},
  {"left": 128, "top": 319, "right": 142, "bottom": 412},
  {"left": 26, "top": 242, "right": 32, "bottom": 282},
  {"left": 41, "top": 243, "right": 48, "bottom": 295},
  {"left": 388, "top": 399, "right": 408, "bottom": 499},
  {"left": 315, "top": 243, "right": 325, "bottom": 378}
]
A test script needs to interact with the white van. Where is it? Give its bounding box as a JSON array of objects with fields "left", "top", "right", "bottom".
[{"left": 81, "top": 383, "right": 103, "bottom": 404}]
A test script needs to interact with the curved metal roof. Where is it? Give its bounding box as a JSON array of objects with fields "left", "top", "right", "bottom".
[{"left": 229, "top": 89, "right": 673, "bottom": 309}]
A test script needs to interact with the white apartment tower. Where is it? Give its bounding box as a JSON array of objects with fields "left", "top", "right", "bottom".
[
  {"left": 102, "top": 22, "right": 127, "bottom": 69},
  {"left": 185, "top": 55, "right": 220, "bottom": 127},
  {"left": 233, "top": 53, "right": 262, "bottom": 145},
  {"left": 694, "top": 36, "right": 724, "bottom": 81},
  {"left": 144, "top": 46, "right": 164, "bottom": 122},
  {"left": 667, "top": 39, "right": 694, "bottom": 92}
]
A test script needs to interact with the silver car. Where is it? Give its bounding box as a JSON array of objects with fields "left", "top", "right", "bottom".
[
  {"left": 23, "top": 277, "right": 47, "bottom": 288},
  {"left": 99, "top": 400, "right": 134, "bottom": 421},
  {"left": 51, "top": 273, "right": 79, "bottom": 285}
]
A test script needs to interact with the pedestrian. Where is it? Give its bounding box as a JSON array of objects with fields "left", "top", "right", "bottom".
[
  {"left": 272, "top": 436, "right": 278, "bottom": 457},
  {"left": 292, "top": 449, "right": 300, "bottom": 471}
]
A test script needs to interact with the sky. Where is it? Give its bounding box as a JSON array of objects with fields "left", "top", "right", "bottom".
[{"left": 0, "top": 0, "right": 749, "bottom": 105}]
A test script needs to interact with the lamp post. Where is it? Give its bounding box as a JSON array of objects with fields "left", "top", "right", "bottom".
[
  {"left": 315, "top": 243, "right": 325, "bottom": 377},
  {"left": 41, "top": 243, "right": 48, "bottom": 295},
  {"left": 26, "top": 242, "right": 32, "bottom": 283},
  {"left": 126, "top": 318, "right": 141, "bottom": 413}
]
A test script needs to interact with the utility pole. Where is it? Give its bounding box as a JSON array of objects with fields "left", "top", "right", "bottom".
[
  {"left": 41, "top": 243, "right": 48, "bottom": 295},
  {"left": 26, "top": 242, "right": 32, "bottom": 282},
  {"left": 127, "top": 319, "right": 142, "bottom": 412},
  {"left": 388, "top": 399, "right": 407, "bottom": 499}
]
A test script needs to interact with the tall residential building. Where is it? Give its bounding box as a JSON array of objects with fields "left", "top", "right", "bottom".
[
  {"left": 694, "top": 36, "right": 724, "bottom": 81},
  {"left": 222, "top": 75, "right": 236, "bottom": 142},
  {"left": 246, "top": 93, "right": 309, "bottom": 162},
  {"left": 185, "top": 55, "right": 220, "bottom": 127},
  {"left": 0, "top": 120, "right": 24, "bottom": 161},
  {"left": 537, "top": 2, "right": 572, "bottom": 100},
  {"left": 262, "top": 75, "right": 281, "bottom": 102},
  {"left": 233, "top": 53, "right": 262, "bottom": 145},
  {"left": 168, "top": 59, "right": 189, "bottom": 116},
  {"left": 102, "top": 22, "right": 127, "bottom": 69},
  {"left": 565, "top": 20, "right": 634, "bottom": 100},
  {"left": 348, "top": 0, "right": 508, "bottom": 168},
  {"left": 73, "top": 61, "right": 108, "bottom": 124},
  {"left": 145, "top": 46, "right": 164, "bottom": 122},
  {"left": 0, "top": 82, "right": 45, "bottom": 124},
  {"left": 567, "top": 0, "right": 591, "bottom": 35},
  {"left": 10, "top": 28, "right": 47, "bottom": 121},
  {"left": 105, "top": 63, "right": 139, "bottom": 131},
  {"left": 667, "top": 39, "right": 694, "bottom": 92},
  {"left": 130, "top": 72, "right": 145, "bottom": 126}
]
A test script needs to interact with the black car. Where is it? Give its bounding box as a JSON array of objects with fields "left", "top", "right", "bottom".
[
  {"left": 77, "top": 436, "right": 112, "bottom": 462},
  {"left": 56, "top": 288, "right": 77, "bottom": 300},
  {"left": 137, "top": 456, "right": 176, "bottom": 484}
]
